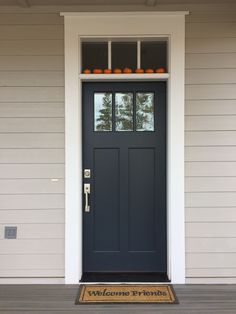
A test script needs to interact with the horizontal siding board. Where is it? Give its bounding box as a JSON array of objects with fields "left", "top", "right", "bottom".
[
  {"left": 0, "top": 71, "right": 64, "bottom": 87},
  {"left": 185, "top": 161, "right": 236, "bottom": 177},
  {"left": 185, "top": 100, "right": 236, "bottom": 116},
  {"left": 185, "top": 177, "right": 236, "bottom": 192},
  {"left": 0, "top": 133, "right": 64, "bottom": 149},
  {"left": 186, "top": 23, "right": 236, "bottom": 38},
  {"left": 0, "top": 3, "right": 234, "bottom": 12},
  {"left": 186, "top": 222, "right": 236, "bottom": 237},
  {"left": 186, "top": 268, "right": 236, "bottom": 277},
  {"left": 186, "top": 13, "right": 236, "bottom": 23},
  {"left": 0, "top": 269, "right": 64, "bottom": 277},
  {"left": 0, "top": 240, "right": 64, "bottom": 257},
  {"left": 0, "top": 56, "right": 64, "bottom": 71},
  {"left": 186, "top": 238, "right": 236, "bottom": 253},
  {"left": 0, "top": 13, "right": 63, "bottom": 25},
  {"left": 185, "top": 192, "right": 236, "bottom": 207},
  {"left": 186, "top": 84, "right": 236, "bottom": 100},
  {"left": 0, "top": 118, "right": 64, "bottom": 133},
  {"left": 185, "top": 116, "right": 236, "bottom": 131},
  {"left": 185, "top": 147, "right": 236, "bottom": 161},
  {"left": 186, "top": 131, "right": 236, "bottom": 146},
  {"left": 0, "top": 194, "right": 64, "bottom": 210},
  {"left": 157, "top": 3, "right": 236, "bottom": 12},
  {"left": 186, "top": 69, "right": 236, "bottom": 84},
  {"left": 0, "top": 102, "right": 64, "bottom": 118},
  {"left": 0, "top": 209, "right": 64, "bottom": 224},
  {"left": 186, "top": 38, "right": 236, "bottom": 53},
  {"left": 0, "top": 25, "right": 63, "bottom": 40},
  {"left": 0, "top": 87, "right": 64, "bottom": 102},
  {"left": 186, "top": 253, "right": 236, "bottom": 268},
  {"left": 0, "top": 239, "right": 64, "bottom": 254},
  {"left": 0, "top": 223, "right": 64, "bottom": 239},
  {"left": 0, "top": 254, "right": 64, "bottom": 270},
  {"left": 186, "top": 53, "right": 236, "bottom": 69},
  {"left": 0, "top": 2, "right": 234, "bottom": 13},
  {"left": 0, "top": 179, "right": 64, "bottom": 194},
  {"left": 0, "top": 40, "right": 63, "bottom": 56},
  {"left": 0, "top": 164, "right": 64, "bottom": 179},
  {"left": 186, "top": 207, "right": 236, "bottom": 222},
  {"left": 0, "top": 149, "right": 64, "bottom": 163}
]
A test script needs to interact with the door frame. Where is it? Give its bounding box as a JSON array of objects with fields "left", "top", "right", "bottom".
[{"left": 61, "top": 11, "right": 188, "bottom": 284}]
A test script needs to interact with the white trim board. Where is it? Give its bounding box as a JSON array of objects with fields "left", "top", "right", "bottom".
[
  {"left": 61, "top": 11, "right": 189, "bottom": 17},
  {"left": 80, "top": 74, "right": 170, "bottom": 81},
  {"left": 62, "top": 11, "right": 187, "bottom": 284},
  {"left": 0, "top": 278, "right": 65, "bottom": 285}
]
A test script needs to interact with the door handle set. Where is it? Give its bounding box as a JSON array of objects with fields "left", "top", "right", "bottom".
[
  {"left": 84, "top": 169, "right": 91, "bottom": 212},
  {"left": 84, "top": 183, "right": 90, "bottom": 212}
]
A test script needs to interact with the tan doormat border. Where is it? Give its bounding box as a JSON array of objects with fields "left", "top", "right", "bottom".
[{"left": 76, "top": 284, "right": 178, "bottom": 304}]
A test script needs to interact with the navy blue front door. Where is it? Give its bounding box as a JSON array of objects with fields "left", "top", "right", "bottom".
[{"left": 82, "top": 82, "right": 167, "bottom": 274}]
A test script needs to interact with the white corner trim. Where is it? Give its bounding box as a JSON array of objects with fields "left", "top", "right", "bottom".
[{"left": 63, "top": 12, "right": 186, "bottom": 284}]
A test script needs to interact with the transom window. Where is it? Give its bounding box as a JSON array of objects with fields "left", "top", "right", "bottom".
[
  {"left": 94, "top": 92, "right": 155, "bottom": 132},
  {"left": 81, "top": 39, "right": 168, "bottom": 73}
]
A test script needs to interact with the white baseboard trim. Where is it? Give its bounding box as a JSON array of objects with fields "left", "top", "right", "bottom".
[
  {"left": 0, "top": 278, "right": 65, "bottom": 284},
  {"left": 186, "top": 278, "right": 236, "bottom": 284}
]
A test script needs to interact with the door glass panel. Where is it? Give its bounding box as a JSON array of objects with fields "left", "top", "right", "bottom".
[
  {"left": 136, "top": 92, "right": 154, "bottom": 131},
  {"left": 115, "top": 93, "right": 133, "bottom": 131},
  {"left": 94, "top": 93, "right": 112, "bottom": 131}
]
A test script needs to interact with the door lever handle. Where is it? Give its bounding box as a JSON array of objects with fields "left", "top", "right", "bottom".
[{"left": 84, "top": 183, "right": 90, "bottom": 212}]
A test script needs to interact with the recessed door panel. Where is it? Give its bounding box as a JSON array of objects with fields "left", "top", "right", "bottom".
[
  {"left": 93, "top": 148, "right": 120, "bottom": 252},
  {"left": 128, "top": 148, "right": 156, "bottom": 252}
]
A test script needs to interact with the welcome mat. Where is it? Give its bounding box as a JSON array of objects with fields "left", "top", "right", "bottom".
[{"left": 76, "top": 284, "right": 178, "bottom": 304}]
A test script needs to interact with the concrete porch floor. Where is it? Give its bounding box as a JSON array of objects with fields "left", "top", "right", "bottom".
[{"left": 0, "top": 284, "right": 236, "bottom": 313}]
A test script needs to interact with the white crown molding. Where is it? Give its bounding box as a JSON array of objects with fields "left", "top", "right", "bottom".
[{"left": 61, "top": 11, "right": 189, "bottom": 17}]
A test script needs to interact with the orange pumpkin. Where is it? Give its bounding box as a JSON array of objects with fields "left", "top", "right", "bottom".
[
  {"left": 155, "top": 67, "right": 166, "bottom": 73},
  {"left": 135, "top": 68, "right": 144, "bottom": 74},
  {"left": 93, "top": 68, "right": 103, "bottom": 74},
  {"left": 104, "top": 69, "right": 112, "bottom": 74},
  {"left": 123, "top": 67, "right": 132, "bottom": 74},
  {"left": 113, "top": 68, "right": 122, "bottom": 74},
  {"left": 83, "top": 69, "right": 91, "bottom": 74},
  {"left": 145, "top": 69, "right": 154, "bottom": 73}
]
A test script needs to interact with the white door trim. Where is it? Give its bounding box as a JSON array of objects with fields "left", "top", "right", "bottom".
[{"left": 61, "top": 11, "right": 188, "bottom": 284}]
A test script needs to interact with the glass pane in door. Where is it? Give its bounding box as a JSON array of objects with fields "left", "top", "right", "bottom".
[
  {"left": 115, "top": 93, "right": 133, "bottom": 131},
  {"left": 94, "top": 93, "right": 112, "bottom": 131},
  {"left": 136, "top": 92, "right": 154, "bottom": 131}
]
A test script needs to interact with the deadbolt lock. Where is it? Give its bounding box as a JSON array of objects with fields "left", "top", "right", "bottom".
[{"left": 84, "top": 169, "right": 91, "bottom": 179}]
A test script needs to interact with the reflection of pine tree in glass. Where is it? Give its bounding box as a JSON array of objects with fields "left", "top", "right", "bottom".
[
  {"left": 96, "top": 93, "right": 112, "bottom": 131},
  {"left": 116, "top": 93, "right": 133, "bottom": 130},
  {"left": 136, "top": 93, "right": 154, "bottom": 131}
]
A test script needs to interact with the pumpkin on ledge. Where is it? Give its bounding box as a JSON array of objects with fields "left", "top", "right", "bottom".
[
  {"left": 145, "top": 69, "right": 154, "bottom": 73},
  {"left": 93, "top": 69, "right": 103, "bottom": 74},
  {"left": 104, "top": 69, "right": 112, "bottom": 74},
  {"left": 123, "top": 67, "right": 132, "bottom": 74},
  {"left": 83, "top": 69, "right": 91, "bottom": 74},
  {"left": 155, "top": 67, "right": 166, "bottom": 73},
  {"left": 135, "top": 68, "right": 144, "bottom": 74},
  {"left": 113, "top": 68, "right": 122, "bottom": 74}
]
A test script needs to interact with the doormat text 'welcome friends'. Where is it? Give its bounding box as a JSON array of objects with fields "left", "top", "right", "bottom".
[{"left": 76, "top": 284, "right": 178, "bottom": 304}]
